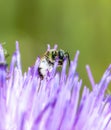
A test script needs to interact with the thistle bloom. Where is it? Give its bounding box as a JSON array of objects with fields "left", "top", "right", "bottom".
[{"left": 0, "top": 42, "right": 111, "bottom": 130}]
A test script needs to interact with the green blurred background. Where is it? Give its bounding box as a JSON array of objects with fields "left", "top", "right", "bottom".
[{"left": 0, "top": 0, "right": 111, "bottom": 87}]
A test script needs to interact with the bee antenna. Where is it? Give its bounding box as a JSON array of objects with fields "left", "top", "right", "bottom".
[{"left": 65, "top": 52, "right": 70, "bottom": 66}]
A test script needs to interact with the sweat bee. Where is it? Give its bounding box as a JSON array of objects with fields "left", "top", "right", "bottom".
[{"left": 38, "top": 45, "right": 70, "bottom": 79}]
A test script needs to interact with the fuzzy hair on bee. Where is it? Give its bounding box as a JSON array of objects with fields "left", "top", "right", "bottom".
[{"left": 38, "top": 44, "right": 70, "bottom": 79}]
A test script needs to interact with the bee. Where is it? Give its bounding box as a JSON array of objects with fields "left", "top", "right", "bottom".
[{"left": 38, "top": 45, "right": 70, "bottom": 79}]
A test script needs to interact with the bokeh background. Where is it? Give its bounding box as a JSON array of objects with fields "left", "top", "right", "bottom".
[{"left": 0, "top": 0, "right": 111, "bottom": 87}]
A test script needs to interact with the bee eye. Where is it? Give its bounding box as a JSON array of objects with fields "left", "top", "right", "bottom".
[
  {"left": 58, "top": 50, "right": 64, "bottom": 59},
  {"left": 52, "top": 51, "right": 57, "bottom": 60}
]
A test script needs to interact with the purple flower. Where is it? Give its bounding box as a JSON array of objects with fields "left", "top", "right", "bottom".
[{"left": 0, "top": 41, "right": 111, "bottom": 130}]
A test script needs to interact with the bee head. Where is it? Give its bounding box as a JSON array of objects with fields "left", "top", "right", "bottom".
[{"left": 58, "top": 49, "right": 70, "bottom": 66}]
